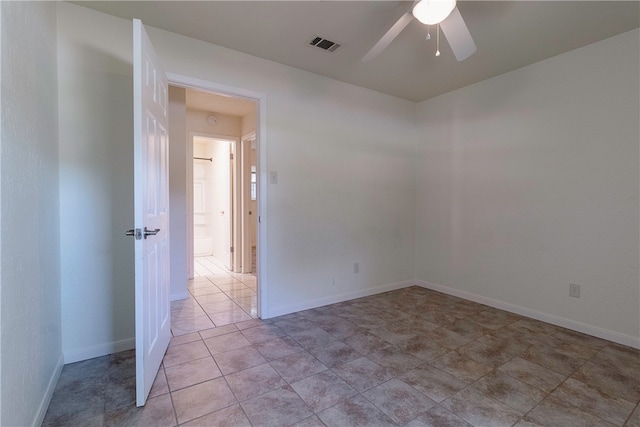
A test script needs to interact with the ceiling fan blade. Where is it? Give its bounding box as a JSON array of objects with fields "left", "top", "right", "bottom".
[
  {"left": 362, "top": 12, "right": 414, "bottom": 62},
  {"left": 439, "top": 6, "right": 477, "bottom": 61}
]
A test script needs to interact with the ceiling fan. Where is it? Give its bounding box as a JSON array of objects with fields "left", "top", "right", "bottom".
[{"left": 363, "top": 0, "right": 476, "bottom": 62}]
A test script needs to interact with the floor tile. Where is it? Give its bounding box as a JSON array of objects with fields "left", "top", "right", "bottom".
[
  {"left": 241, "top": 386, "right": 314, "bottom": 427},
  {"left": 103, "top": 393, "right": 176, "bottom": 427},
  {"left": 200, "top": 299, "right": 241, "bottom": 315},
  {"left": 308, "top": 340, "right": 362, "bottom": 367},
  {"left": 332, "top": 356, "right": 395, "bottom": 392},
  {"left": 162, "top": 340, "right": 210, "bottom": 368},
  {"left": 343, "top": 332, "right": 392, "bottom": 354},
  {"left": 193, "top": 293, "right": 232, "bottom": 305},
  {"left": 148, "top": 367, "right": 169, "bottom": 398},
  {"left": 213, "top": 346, "right": 267, "bottom": 375},
  {"left": 45, "top": 286, "right": 640, "bottom": 427},
  {"left": 289, "top": 327, "right": 336, "bottom": 349},
  {"left": 466, "top": 309, "right": 522, "bottom": 330},
  {"left": 104, "top": 376, "right": 136, "bottom": 411},
  {"left": 445, "top": 319, "right": 492, "bottom": 340},
  {"left": 497, "top": 357, "right": 566, "bottom": 393},
  {"left": 169, "top": 332, "right": 201, "bottom": 347},
  {"left": 108, "top": 349, "right": 136, "bottom": 381},
  {"left": 164, "top": 356, "right": 222, "bottom": 391},
  {"left": 441, "top": 387, "right": 523, "bottom": 427},
  {"left": 456, "top": 334, "right": 527, "bottom": 368},
  {"left": 431, "top": 351, "right": 493, "bottom": 383},
  {"left": 269, "top": 351, "right": 328, "bottom": 383},
  {"left": 318, "top": 319, "right": 365, "bottom": 340},
  {"left": 225, "top": 363, "right": 287, "bottom": 401},
  {"left": 405, "top": 405, "right": 473, "bottom": 427},
  {"left": 471, "top": 370, "right": 547, "bottom": 413},
  {"left": 209, "top": 309, "right": 253, "bottom": 326},
  {"left": 241, "top": 324, "right": 286, "bottom": 344},
  {"left": 290, "top": 370, "right": 357, "bottom": 412},
  {"left": 253, "top": 336, "right": 304, "bottom": 361},
  {"left": 171, "top": 315, "right": 215, "bottom": 336},
  {"left": 181, "top": 404, "right": 251, "bottom": 427},
  {"left": 400, "top": 364, "right": 468, "bottom": 403},
  {"left": 171, "top": 377, "right": 237, "bottom": 424},
  {"left": 317, "top": 394, "right": 396, "bottom": 427},
  {"left": 369, "top": 325, "right": 418, "bottom": 345},
  {"left": 521, "top": 340, "right": 593, "bottom": 376},
  {"left": 291, "top": 415, "right": 327, "bottom": 427},
  {"left": 204, "top": 331, "right": 251, "bottom": 354},
  {"left": 198, "top": 323, "right": 239, "bottom": 339},
  {"left": 367, "top": 345, "right": 424, "bottom": 374},
  {"left": 362, "top": 378, "right": 435, "bottom": 424},
  {"left": 626, "top": 404, "right": 640, "bottom": 427},
  {"left": 551, "top": 377, "right": 636, "bottom": 425},
  {"left": 421, "top": 327, "right": 472, "bottom": 350},
  {"left": 572, "top": 348, "right": 640, "bottom": 402},
  {"left": 525, "top": 396, "right": 617, "bottom": 427}
]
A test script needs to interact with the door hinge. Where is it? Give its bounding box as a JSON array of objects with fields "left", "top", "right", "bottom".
[
  {"left": 230, "top": 246, "right": 234, "bottom": 253},
  {"left": 230, "top": 153, "right": 234, "bottom": 160}
]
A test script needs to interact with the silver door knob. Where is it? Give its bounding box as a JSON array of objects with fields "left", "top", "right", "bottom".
[{"left": 144, "top": 227, "right": 160, "bottom": 239}]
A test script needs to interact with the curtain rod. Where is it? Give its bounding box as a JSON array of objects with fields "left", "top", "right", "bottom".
[{"left": 194, "top": 157, "right": 212, "bottom": 162}]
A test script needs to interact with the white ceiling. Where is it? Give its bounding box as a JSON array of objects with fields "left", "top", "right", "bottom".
[{"left": 74, "top": 1, "right": 639, "bottom": 103}]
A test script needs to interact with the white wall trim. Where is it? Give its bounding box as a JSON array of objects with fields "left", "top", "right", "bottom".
[
  {"left": 32, "top": 354, "right": 63, "bottom": 427},
  {"left": 415, "top": 280, "right": 640, "bottom": 350},
  {"left": 63, "top": 338, "right": 136, "bottom": 364},
  {"left": 264, "top": 280, "right": 415, "bottom": 319},
  {"left": 171, "top": 291, "right": 190, "bottom": 302}
]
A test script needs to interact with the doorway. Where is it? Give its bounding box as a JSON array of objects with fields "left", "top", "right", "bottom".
[{"left": 168, "top": 80, "right": 263, "bottom": 334}]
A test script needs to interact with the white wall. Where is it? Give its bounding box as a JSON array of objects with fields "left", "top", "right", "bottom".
[
  {"left": 415, "top": 29, "right": 640, "bottom": 347},
  {"left": 168, "top": 86, "right": 188, "bottom": 300},
  {"left": 149, "top": 26, "right": 418, "bottom": 316},
  {"left": 57, "top": 4, "right": 135, "bottom": 362},
  {"left": 56, "top": 1, "right": 416, "bottom": 359},
  {"left": 1, "top": 2, "right": 62, "bottom": 425}
]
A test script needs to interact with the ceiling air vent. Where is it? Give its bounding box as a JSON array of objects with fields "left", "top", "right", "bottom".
[{"left": 309, "top": 36, "right": 341, "bottom": 52}]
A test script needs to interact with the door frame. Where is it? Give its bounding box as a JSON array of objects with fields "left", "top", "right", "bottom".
[
  {"left": 241, "top": 131, "right": 257, "bottom": 274},
  {"left": 168, "top": 73, "right": 267, "bottom": 318}
]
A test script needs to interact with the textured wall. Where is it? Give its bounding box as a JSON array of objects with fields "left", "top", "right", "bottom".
[
  {"left": 0, "top": 2, "right": 62, "bottom": 425},
  {"left": 415, "top": 29, "right": 640, "bottom": 346}
]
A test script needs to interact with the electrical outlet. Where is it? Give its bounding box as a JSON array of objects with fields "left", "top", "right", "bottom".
[
  {"left": 353, "top": 262, "right": 359, "bottom": 274},
  {"left": 569, "top": 283, "right": 580, "bottom": 298}
]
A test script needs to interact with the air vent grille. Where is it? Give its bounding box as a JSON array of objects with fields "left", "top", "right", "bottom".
[{"left": 309, "top": 36, "right": 341, "bottom": 52}]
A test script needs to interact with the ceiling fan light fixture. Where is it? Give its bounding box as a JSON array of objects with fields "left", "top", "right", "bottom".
[{"left": 413, "top": 0, "right": 456, "bottom": 25}]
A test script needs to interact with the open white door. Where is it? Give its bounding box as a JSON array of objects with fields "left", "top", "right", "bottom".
[{"left": 133, "top": 19, "right": 171, "bottom": 407}]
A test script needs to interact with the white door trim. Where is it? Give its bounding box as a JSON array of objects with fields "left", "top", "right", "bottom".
[{"left": 167, "top": 73, "right": 267, "bottom": 319}]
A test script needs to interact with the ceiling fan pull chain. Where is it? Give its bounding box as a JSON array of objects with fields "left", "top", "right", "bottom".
[
  {"left": 435, "top": 23, "right": 441, "bottom": 56},
  {"left": 426, "top": 25, "right": 431, "bottom": 41}
]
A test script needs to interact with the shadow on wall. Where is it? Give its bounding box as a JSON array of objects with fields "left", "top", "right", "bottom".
[{"left": 59, "top": 42, "right": 136, "bottom": 356}]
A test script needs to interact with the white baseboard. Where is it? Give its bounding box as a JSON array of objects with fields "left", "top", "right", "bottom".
[
  {"left": 415, "top": 280, "right": 640, "bottom": 350},
  {"left": 63, "top": 337, "right": 136, "bottom": 364},
  {"left": 171, "top": 291, "right": 190, "bottom": 302},
  {"left": 263, "top": 280, "right": 415, "bottom": 319},
  {"left": 32, "top": 353, "right": 64, "bottom": 427}
]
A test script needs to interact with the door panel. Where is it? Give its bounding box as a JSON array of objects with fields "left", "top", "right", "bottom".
[{"left": 133, "top": 18, "right": 171, "bottom": 407}]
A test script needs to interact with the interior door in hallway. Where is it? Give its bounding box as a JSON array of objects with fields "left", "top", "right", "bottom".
[{"left": 133, "top": 18, "right": 171, "bottom": 407}]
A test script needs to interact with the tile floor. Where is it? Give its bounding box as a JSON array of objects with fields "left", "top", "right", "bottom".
[
  {"left": 44, "top": 286, "right": 640, "bottom": 426},
  {"left": 171, "top": 256, "right": 258, "bottom": 336}
]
